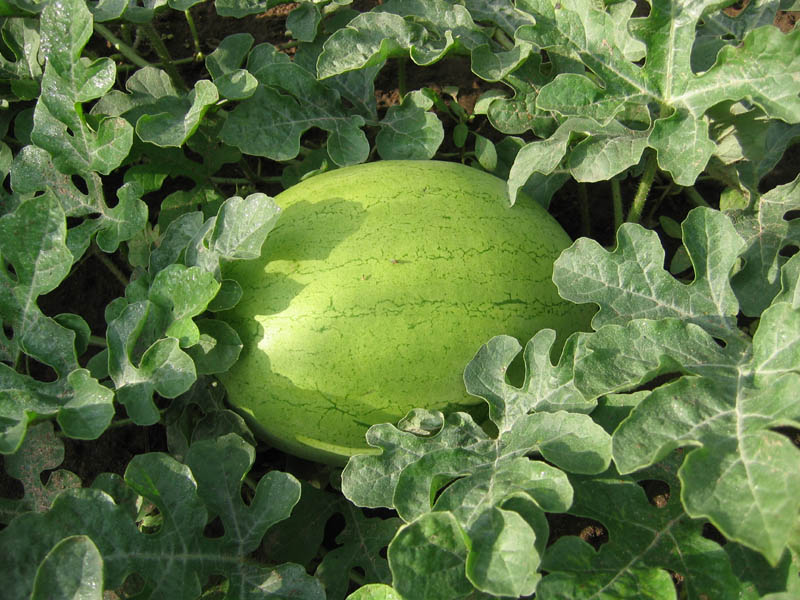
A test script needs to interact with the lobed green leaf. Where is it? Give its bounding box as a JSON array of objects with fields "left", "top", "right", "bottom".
[
  {"left": 0, "top": 434, "right": 321, "bottom": 600},
  {"left": 538, "top": 462, "right": 743, "bottom": 599},
  {"left": 33, "top": 0, "right": 133, "bottom": 175},
  {"left": 727, "top": 173, "right": 800, "bottom": 315},
  {"left": 505, "top": 0, "right": 800, "bottom": 196},
  {"left": 554, "top": 207, "right": 747, "bottom": 344}
]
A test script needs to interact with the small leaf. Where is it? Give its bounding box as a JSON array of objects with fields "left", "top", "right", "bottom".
[
  {"left": 0, "top": 364, "right": 112, "bottom": 454},
  {"left": 184, "top": 319, "right": 242, "bottom": 374},
  {"left": 214, "top": 0, "right": 284, "bottom": 18},
  {"left": 149, "top": 264, "right": 221, "bottom": 331},
  {"left": 465, "top": 507, "right": 540, "bottom": 597},
  {"left": 57, "top": 369, "right": 115, "bottom": 439},
  {"left": 2, "top": 422, "right": 80, "bottom": 516},
  {"left": 346, "top": 584, "right": 403, "bottom": 600},
  {"left": 207, "top": 279, "right": 243, "bottom": 312},
  {"left": 135, "top": 79, "right": 219, "bottom": 147},
  {"left": 388, "top": 512, "right": 473, "bottom": 600},
  {"left": 149, "top": 211, "right": 206, "bottom": 274},
  {"left": 211, "top": 193, "right": 281, "bottom": 260},
  {"left": 727, "top": 174, "right": 800, "bottom": 316},
  {"left": 205, "top": 33, "right": 253, "bottom": 78},
  {"left": 538, "top": 73, "right": 627, "bottom": 125},
  {"left": 107, "top": 301, "right": 197, "bottom": 424},
  {"left": 88, "top": 0, "right": 128, "bottom": 21},
  {"left": 139, "top": 337, "right": 197, "bottom": 398},
  {"left": 94, "top": 182, "right": 148, "bottom": 253},
  {"left": 342, "top": 412, "right": 487, "bottom": 510},
  {"left": 120, "top": 0, "right": 167, "bottom": 23},
  {"left": 376, "top": 89, "right": 444, "bottom": 160},
  {"left": 0, "top": 192, "right": 71, "bottom": 298},
  {"left": 508, "top": 117, "right": 648, "bottom": 202},
  {"left": 471, "top": 41, "right": 532, "bottom": 82},
  {"left": 649, "top": 110, "right": 717, "bottom": 186},
  {"left": 31, "top": 536, "right": 103, "bottom": 600},
  {"left": 287, "top": 2, "right": 321, "bottom": 42},
  {"left": 473, "top": 134, "right": 497, "bottom": 172},
  {"left": 659, "top": 215, "right": 683, "bottom": 239},
  {"left": 156, "top": 186, "right": 224, "bottom": 230},
  {"left": 774, "top": 253, "right": 800, "bottom": 309},
  {"left": 315, "top": 502, "right": 401, "bottom": 600},
  {"left": 503, "top": 412, "right": 612, "bottom": 475},
  {"left": 212, "top": 68, "right": 257, "bottom": 101},
  {"left": 453, "top": 122, "right": 468, "bottom": 148}
]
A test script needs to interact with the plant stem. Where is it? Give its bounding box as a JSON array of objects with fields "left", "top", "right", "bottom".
[
  {"left": 493, "top": 28, "right": 515, "bottom": 51},
  {"left": 184, "top": 9, "right": 203, "bottom": 59},
  {"left": 116, "top": 56, "right": 197, "bottom": 72},
  {"left": 94, "top": 23, "right": 153, "bottom": 69},
  {"left": 211, "top": 175, "right": 283, "bottom": 184},
  {"left": 89, "top": 335, "right": 107, "bottom": 348},
  {"left": 627, "top": 150, "right": 658, "bottom": 223},
  {"left": 397, "top": 57, "right": 407, "bottom": 98},
  {"left": 611, "top": 178, "right": 624, "bottom": 231},
  {"left": 119, "top": 22, "right": 134, "bottom": 47},
  {"left": 92, "top": 245, "right": 129, "bottom": 288},
  {"left": 210, "top": 177, "right": 252, "bottom": 185},
  {"left": 683, "top": 186, "right": 710, "bottom": 208},
  {"left": 577, "top": 182, "right": 591, "bottom": 238},
  {"left": 276, "top": 40, "right": 299, "bottom": 51},
  {"left": 349, "top": 568, "right": 366, "bottom": 586},
  {"left": 644, "top": 183, "right": 674, "bottom": 224},
  {"left": 141, "top": 23, "right": 187, "bottom": 91},
  {"left": 239, "top": 159, "right": 265, "bottom": 185},
  {"left": 103, "top": 409, "right": 168, "bottom": 430}
]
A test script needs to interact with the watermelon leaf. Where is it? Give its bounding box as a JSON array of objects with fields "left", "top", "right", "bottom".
[{"left": 0, "top": 434, "right": 323, "bottom": 600}]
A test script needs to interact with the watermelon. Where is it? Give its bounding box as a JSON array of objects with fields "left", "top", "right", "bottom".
[{"left": 218, "top": 160, "right": 592, "bottom": 464}]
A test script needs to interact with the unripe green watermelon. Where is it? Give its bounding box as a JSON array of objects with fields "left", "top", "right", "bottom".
[{"left": 218, "top": 160, "right": 591, "bottom": 465}]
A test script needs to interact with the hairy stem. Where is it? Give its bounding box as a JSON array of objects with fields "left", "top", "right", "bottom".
[
  {"left": 239, "top": 159, "right": 263, "bottom": 185},
  {"left": 611, "top": 178, "right": 624, "bottom": 231},
  {"left": 184, "top": 9, "right": 203, "bottom": 59},
  {"left": 94, "top": 23, "right": 152, "bottom": 69},
  {"left": 276, "top": 40, "right": 299, "bottom": 51},
  {"left": 577, "top": 182, "right": 591, "bottom": 238},
  {"left": 210, "top": 175, "right": 283, "bottom": 185},
  {"left": 627, "top": 150, "right": 658, "bottom": 223},
  {"left": 116, "top": 55, "right": 197, "bottom": 71},
  {"left": 493, "top": 28, "right": 515, "bottom": 51},
  {"left": 644, "top": 183, "right": 676, "bottom": 224},
  {"left": 88, "top": 335, "right": 107, "bottom": 348},
  {"left": 92, "top": 245, "right": 129, "bottom": 288},
  {"left": 684, "top": 186, "right": 711, "bottom": 208},
  {"left": 397, "top": 57, "right": 407, "bottom": 98},
  {"left": 103, "top": 409, "right": 168, "bottom": 431},
  {"left": 141, "top": 23, "right": 187, "bottom": 91}
]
